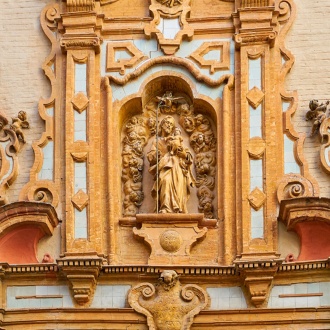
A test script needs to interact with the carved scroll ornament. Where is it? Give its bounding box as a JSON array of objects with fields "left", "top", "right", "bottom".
[
  {"left": 19, "top": 4, "right": 60, "bottom": 208},
  {"left": 128, "top": 270, "right": 208, "bottom": 330},
  {"left": 303, "top": 98, "right": 330, "bottom": 175},
  {"left": 0, "top": 111, "right": 30, "bottom": 204},
  {"left": 305, "top": 99, "right": 329, "bottom": 137}
]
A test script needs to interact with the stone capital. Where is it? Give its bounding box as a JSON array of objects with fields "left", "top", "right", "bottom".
[{"left": 233, "top": 7, "right": 278, "bottom": 49}]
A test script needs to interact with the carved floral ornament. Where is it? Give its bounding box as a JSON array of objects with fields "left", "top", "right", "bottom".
[
  {"left": 0, "top": 110, "right": 30, "bottom": 204},
  {"left": 304, "top": 99, "right": 330, "bottom": 174},
  {"left": 122, "top": 91, "right": 217, "bottom": 219}
]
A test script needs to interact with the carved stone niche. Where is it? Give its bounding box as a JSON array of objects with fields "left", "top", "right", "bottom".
[
  {"left": 128, "top": 270, "right": 208, "bottom": 330},
  {"left": 120, "top": 77, "right": 219, "bottom": 222},
  {"left": 118, "top": 76, "right": 219, "bottom": 264}
]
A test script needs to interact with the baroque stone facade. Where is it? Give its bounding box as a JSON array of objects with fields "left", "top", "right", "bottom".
[{"left": 0, "top": 0, "right": 330, "bottom": 328}]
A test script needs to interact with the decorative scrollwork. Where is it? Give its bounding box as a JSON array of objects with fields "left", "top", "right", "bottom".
[
  {"left": 288, "top": 183, "right": 304, "bottom": 198},
  {"left": 141, "top": 284, "right": 156, "bottom": 299},
  {"left": 35, "top": 190, "right": 48, "bottom": 203},
  {"left": 0, "top": 110, "right": 30, "bottom": 204},
  {"left": 106, "top": 57, "right": 234, "bottom": 88},
  {"left": 277, "top": 174, "right": 317, "bottom": 202},
  {"left": 21, "top": 181, "right": 59, "bottom": 207},
  {"left": 305, "top": 99, "right": 330, "bottom": 137},
  {"left": 277, "top": 0, "right": 292, "bottom": 24},
  {"left": 44, "top": 4, "right": 60, "bottom": 28},
  {"left": 128, "top": 270, "right": 208, "bottom": 330},
  {"left": 21, "top": 3, "right": 61, "bottom": 209},
  {"left": 181, "top": 284, "right": 207, "bottom": 305}
]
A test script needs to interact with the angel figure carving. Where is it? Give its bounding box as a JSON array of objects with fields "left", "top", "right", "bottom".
[
  {"left": 305, "top": 99, "right": 330, "bottom": 137},
  {"left": 147, "top": 116, "right": 195, "bottom": 214},
  {"left": 156, "top": 91, "right": 184, "bottom": 113},
  {"left": 11, "top": 111, "right": 30, "bottom": 143}
]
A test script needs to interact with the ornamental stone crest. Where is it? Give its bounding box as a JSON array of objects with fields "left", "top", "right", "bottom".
[{"left": 128, "top": 270, "right": 208, "bottom": 330}]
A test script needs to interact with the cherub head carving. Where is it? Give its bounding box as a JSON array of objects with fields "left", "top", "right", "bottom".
[{"left": 158, "top": 270, "right": 179, "bottom": 291}]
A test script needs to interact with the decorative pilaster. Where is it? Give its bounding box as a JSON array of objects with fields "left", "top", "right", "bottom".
[
  {"left": 60, "top": 9, "right": 104, "bottom": 256},
  {"left": 233, "top": 1, "right": 282, "bottom": 259}
]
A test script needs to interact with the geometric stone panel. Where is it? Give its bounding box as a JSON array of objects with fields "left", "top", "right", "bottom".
[
  {"left": 189, "top": 41, "right": 230, "bottom": 74},
  {"left": 106, "top": 42, "right": 148, "bottom": 75},
  {"left": 248, "top": 187, "right": 266, "bottom": 210},
  {"left": 247, "top": 137, "right": 266, "bottom": 159},
  {"left": 71, "top": 189, "right": 89, "bottom": 211},
  {"left": 72, "top": 92, "right": 89, "bottom": 113},
  {"left": 247, "top": 86, "right": 264, "bottom": 109}
]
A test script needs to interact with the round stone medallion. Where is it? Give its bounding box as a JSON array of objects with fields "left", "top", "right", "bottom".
[{"left": 159, "top": 230, "right": 182, "bottom": 253}]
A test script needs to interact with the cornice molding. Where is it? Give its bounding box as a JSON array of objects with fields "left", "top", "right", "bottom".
[
  {"left": 278, "top": 197, "right": 330, "bottom": 230},
  {"left": 0, "top": 201, "right": 59, "bottom": 236},
  {"left": 1, "top": 258, "right": 329, "bottom": 278}
]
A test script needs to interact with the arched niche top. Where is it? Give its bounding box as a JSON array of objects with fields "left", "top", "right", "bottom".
[
  {"left": 278, "top": 197, "right": 330, "bottom": 261},
  {"left": 141, "top": 74, "right": 194, "bottom": 108},
  {"left": 118, "top": 97, "right": 143, "bottom": 132},
  {"left": 117, "top": 72, "right": 219, "bottom": 130},
  {"left": 0, "top": 201, "right": 59, "bottom": 237},
  {"left": 0, "top": 202, "right": 59, "bottom": 264}
]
